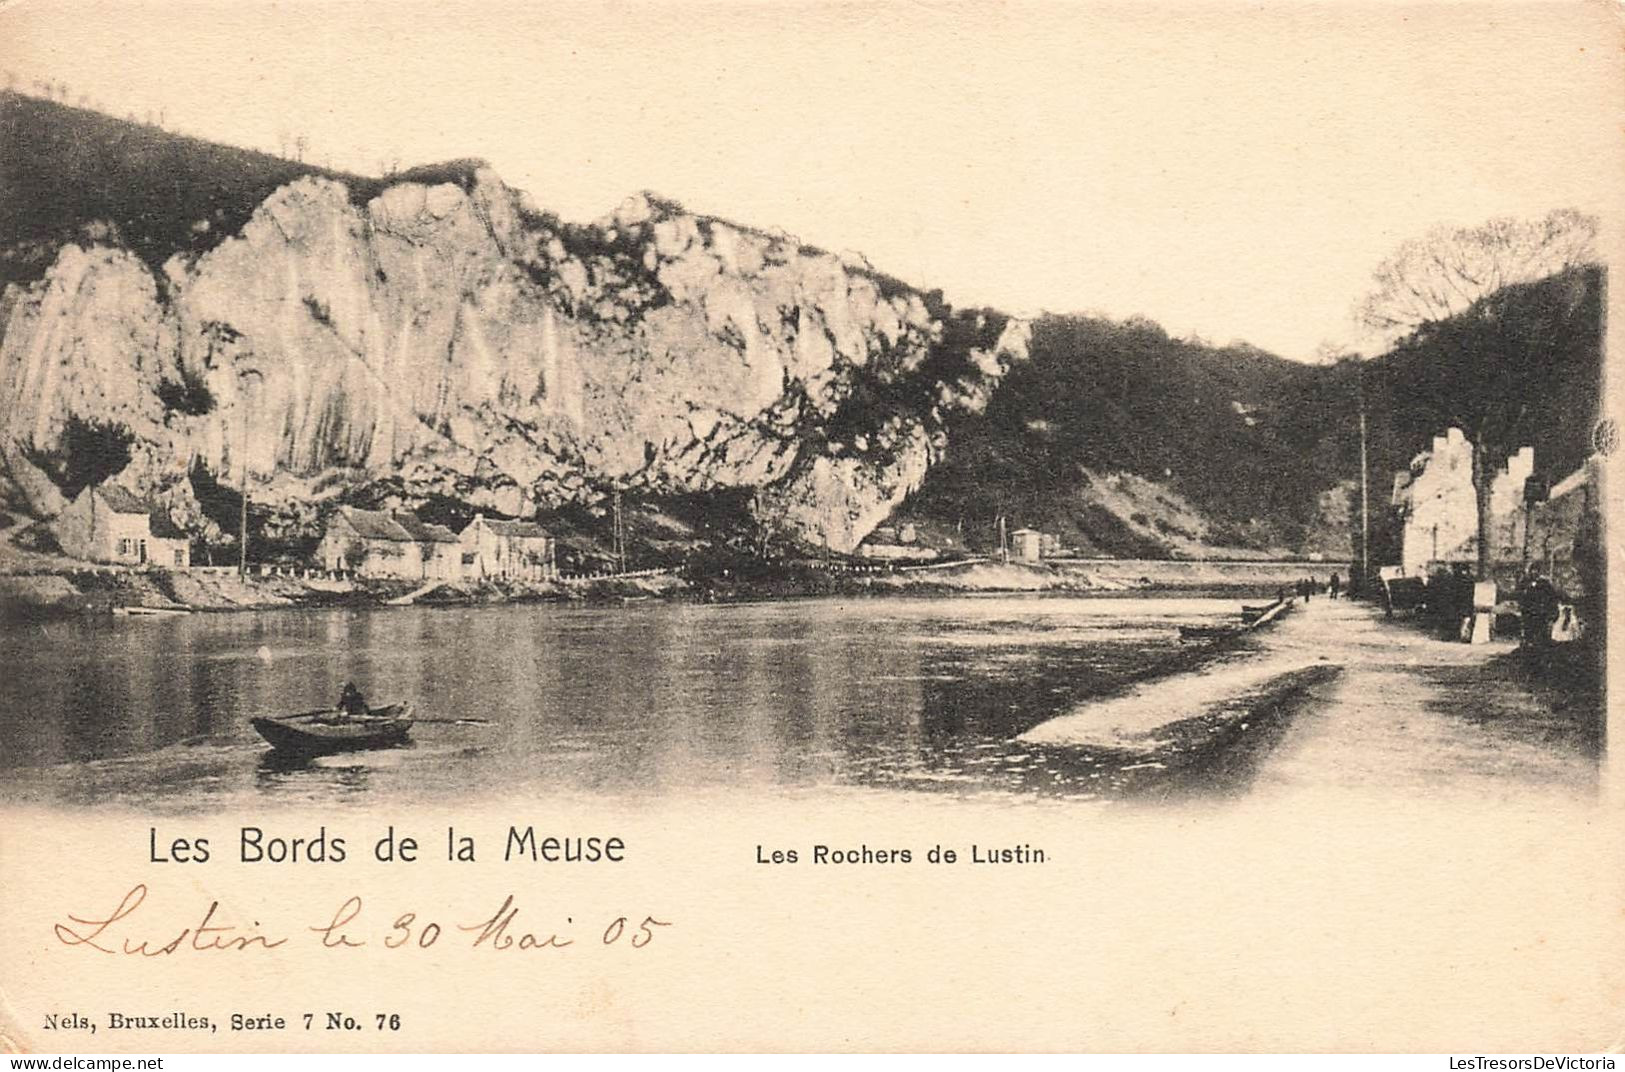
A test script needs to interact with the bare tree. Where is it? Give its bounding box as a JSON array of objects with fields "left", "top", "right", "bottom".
[
  {"left": 1358, "top": 211, "right": 1602, "bottom": 582},
  {"left": 1355, "top": 209, "right": 1598, "bottom": 343}
]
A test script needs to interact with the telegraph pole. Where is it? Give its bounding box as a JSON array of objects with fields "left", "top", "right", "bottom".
[
  {"left": 236, "top": 367, "right": 264, "bottom": 579},
  {"left": 238, "top": 407, "right": 248, "bottom": 577},
  {"left": 612, "top": 487, "right": 625, "bottom": 574},
  {"left": 1358, "top": 364, "right": 1370, "bottom": 591}
]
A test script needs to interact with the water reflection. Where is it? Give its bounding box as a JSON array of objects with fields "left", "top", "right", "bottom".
[{"left": 0, "top": 596, "right": 1258, "bottom": 808}]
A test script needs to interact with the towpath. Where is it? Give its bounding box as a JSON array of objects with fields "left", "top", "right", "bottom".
[
  {"left": 1020, "top": 593, "right": 1599, "bottom": 800},
  {"left": 1245, "top": 595, "right": 1598, "bottom": 799}
]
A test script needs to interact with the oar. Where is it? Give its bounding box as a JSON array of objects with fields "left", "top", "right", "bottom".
[{"left": 408, "top": 717, "right": 495, "bottom": 726}]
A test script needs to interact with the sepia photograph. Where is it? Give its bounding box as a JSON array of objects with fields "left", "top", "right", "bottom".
[{"left": 0, "top": 0, "right": 1619, "bottom": 1056}]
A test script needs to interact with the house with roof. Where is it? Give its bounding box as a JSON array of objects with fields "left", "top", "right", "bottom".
[
  {"left": 459, "top": 513, "right": 555, "bottom": 581},
  {"left": 52, "top": 482, "right": 191, "bottom": 568},
  {"left": 317, "top": 506, "right": 460, "bottom": 580},
  {"left": 1010, "top": 528, "right": 1045, "bottom": 562},
  {"left": 394, "top": 513, "right": 463, "bottom": 580},
  {"left": 1389, "top": 428, "right": 1534, "bottom": 574},
  {"left": 857, "top": 521, "right": 941, "bottom": 562}
]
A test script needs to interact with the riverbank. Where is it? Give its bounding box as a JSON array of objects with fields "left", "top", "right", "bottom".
[
  {"left": 1017, "top": 595, "right": 1602, "bottom": 802},
  {"left": 0, "top": 553, "right": 1350, "bottom": 619},
  {"left": 0, "top": 566, "right": 689, "bottom": 619},
  {"left": 867, "top": 556, "right": 1343, "bottom": 595},
  {"left": 692, "top": 555, "right": 1348, "bottom": 603}
]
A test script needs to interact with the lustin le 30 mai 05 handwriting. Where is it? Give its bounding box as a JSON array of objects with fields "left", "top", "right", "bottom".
[{"left": 53, "top": 884, "right": 672, "bottom": 956}]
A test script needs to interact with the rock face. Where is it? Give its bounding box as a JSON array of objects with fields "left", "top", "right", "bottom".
[{"left": 0, "top": 166, "right": 1029, "bottom": 552}]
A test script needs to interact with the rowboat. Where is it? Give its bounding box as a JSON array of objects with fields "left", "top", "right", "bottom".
[
  {"left": 112, "top": 604, "right": 192, "bottom": 617},
  {"left": 250, "top": 702, "right": 413, "bottom": 755},
  {"left": 1177, "top": 624, "right": 1236, "bottom": 642},
  {"left": 1240, "top": 603, "right": 1274, "bottom": 621}
]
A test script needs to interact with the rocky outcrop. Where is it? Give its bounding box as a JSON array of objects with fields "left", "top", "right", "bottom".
[
  {"left": 758, "top": 316, "right": 1032, "bottom": 550},
  {"left": 0, "top": 165, "right": 1029, "bottom": 552},
  {"left": 0, "top": 243, "right": 206, "bottom": 525}
]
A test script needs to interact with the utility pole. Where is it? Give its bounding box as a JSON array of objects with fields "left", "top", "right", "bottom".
[
  {"left": 1358, "top": 364, "right": 1370, "bottom": 591},
  {"left": 237, "top": 367, "right": 264, "bottom": 578},
  {"left": 611, "top": 487, "right": 625, "bottom": 574},
  {"left": 239, "top": 410, "right": 249, "bottom": 578}
]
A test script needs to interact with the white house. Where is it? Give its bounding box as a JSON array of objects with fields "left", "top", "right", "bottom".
[
  {"left": 458, "top": 513, "right": 554, "bottom": 581},
  {"left": 317, "top": 507, "right": 459, "bottom": 580},
  {"left": 1390, "top": 428, "right": 1533, "bottom": 574},
  {"left": 1010, "top": 528, "right": 1044, "bottom": 563},
  {"left": 52, "top": 483, "right": 190, "bottom": 568}
]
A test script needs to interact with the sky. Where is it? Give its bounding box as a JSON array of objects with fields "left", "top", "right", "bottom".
[{"left": 1, "top": 0, "right": 1621, "bottom": 360}]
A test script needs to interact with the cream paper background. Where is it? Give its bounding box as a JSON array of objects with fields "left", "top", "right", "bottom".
[
  {"left": 0, "top": 792, "right": 1621, "bottom": 1052},
  {"left": 0, "top": 0, "right": 1622, "bottom": 1053}
]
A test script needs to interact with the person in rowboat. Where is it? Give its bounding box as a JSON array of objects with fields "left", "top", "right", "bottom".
[{"left": 336, "top": 681, "right": 368, "bottom": 719}]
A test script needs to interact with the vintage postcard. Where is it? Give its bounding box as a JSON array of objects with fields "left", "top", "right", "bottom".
[{"left": 0, "top": 0, "right": 1620, "bottom": 1055}]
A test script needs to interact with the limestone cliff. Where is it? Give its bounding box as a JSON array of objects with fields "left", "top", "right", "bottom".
[{"left": 0, "top": 164, "right": 1029, "bottom": 553}]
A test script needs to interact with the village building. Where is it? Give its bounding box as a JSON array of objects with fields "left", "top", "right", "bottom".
[
  {"left": 1010, "top": 528, "right": 1045, "bottom": 562},
  {"left": 857, "top": 541, "right": 940, "bottom": 562},
  {"left": 394, "top": 513, "right": 463, "bottom": 580},
  {"left": 458, "top": 513, "right": 555, "bottom": 581},
  {"left": 52, "top": 483, "right": 191, "bottom": 568},
  {"left": 1389, "top": 428, "right": 1533, "bottom": 574},
  {"left": 317, "top": 506, "right": 459, "bottom": 580},
  {"left": 1526, "top": 455, "right": 1606, "bottom": 601},
  {"left": 857, "top": 521, "right": 939, "bottom": 561}
]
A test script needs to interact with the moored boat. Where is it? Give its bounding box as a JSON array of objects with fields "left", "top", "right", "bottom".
[
  {"left": 1177, "top": 624, "right": 1236, "bottom": 642},
  {"left": 250, "top": 702, "right": 413, "bottom": 755}
]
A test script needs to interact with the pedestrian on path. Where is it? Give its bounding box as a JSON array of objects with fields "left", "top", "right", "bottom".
[
  {"left": 1518, "top": 570, "right": 1558, "bottom": 650},
  {"left": 1330, "top": 573, "right": 1341, "bottom": 600}
]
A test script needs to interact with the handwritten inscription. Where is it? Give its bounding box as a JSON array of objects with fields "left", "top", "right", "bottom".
[
  {"left": 54, "top": 884, "right": 670, "bottom": 956},
  {"left": 54, "top": 885, "right": 287, "bottom": 955}
]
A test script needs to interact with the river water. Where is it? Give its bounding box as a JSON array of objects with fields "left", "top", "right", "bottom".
[
  {"left": 3, "top": 593, "right": 1600, "bottom": 811},
  {"left": 0, "top": 595, "right": 1280, "bottom": 810}
]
